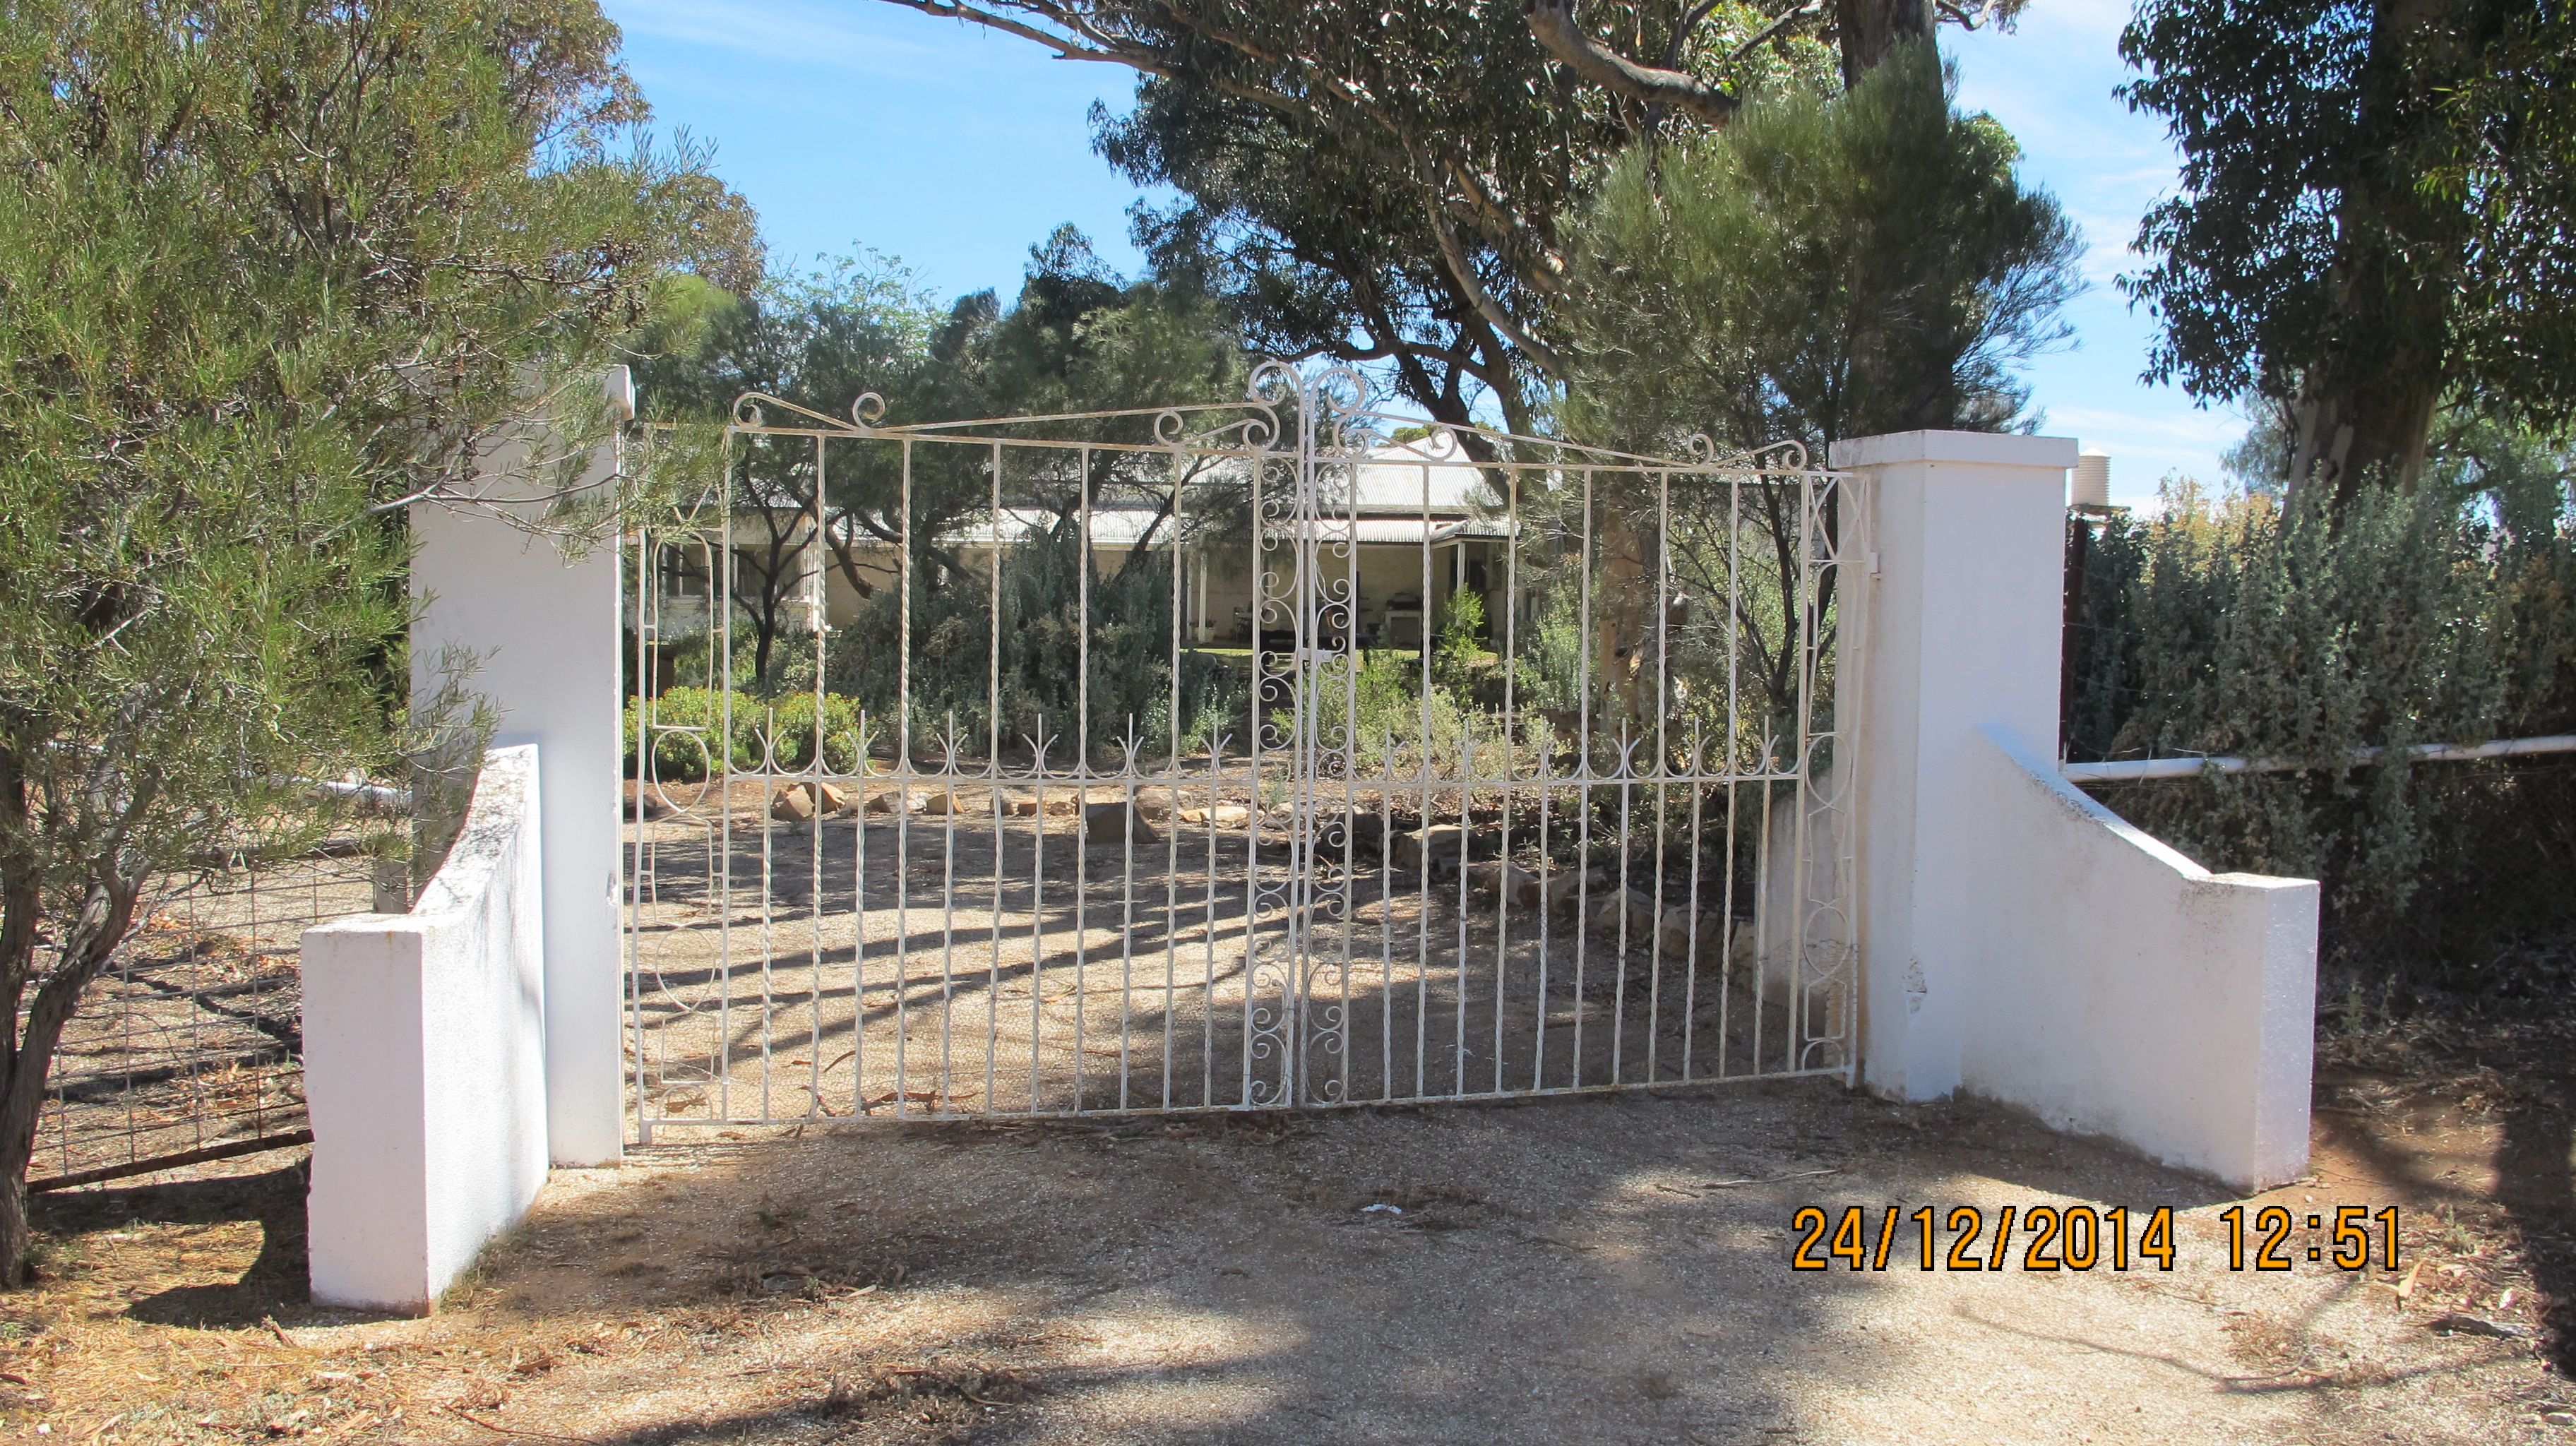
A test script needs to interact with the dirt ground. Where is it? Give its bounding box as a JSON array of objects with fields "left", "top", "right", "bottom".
[
  {"left": 628, "top": 779, "right": 1846, "bottom": 1126},
  {"left": 6, "top": 1010, "right": 2574, "bottom": 1446}
]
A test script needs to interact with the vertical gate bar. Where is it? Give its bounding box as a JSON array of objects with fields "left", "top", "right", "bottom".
[
  {"left": 989, "top": 441, "right": 1005, "bottom": 1113},
  {"left": 1075, "top": 445, "right": 1092, "bottom": 1111},
  {"left": 1164, "top": 452, "right": 1186, "bottom": 1114},
  {"left": 1202, "top": 748, "right": 1218, "bottom": 1109},
  {"left": 717, "top": 444, "right": 737, "bottom": 1122},
  {"left": 986, "top": 738, "right": 1004, "bottom": 1116},
  {"left": 1493, "top": 472, "right": 1519, "bottom": 1097},
  {"left": 758, "top": 703, "right": 775, "bottom": 1123},
  {"left": 894, "top": 439, "right": 913, "bottom": 1118},
  {"left": 1570, "top": 468, "right": 1594, "bottom": 1089},
  {"left": 984, "top": 438, "right": 1004, "bottom": 1103},
  {"left": 1453, "top": 719, "right": 1470, "bottom": 1096},
  {"left": 1413, "top": 455, "right": 1433, "bottom": 1099},
  {"left": 1610, "top": 725, "right": 1631, "bottom": 1086},
  {"left": 1378, "top": 727, "right": 1395, "bottom": 1101},
  {"left": 1752, "top": 726, "right": 1774, "bottom": 1075},
  {"left": 1287, "top": 394, "right": 1313, "bottom": 1109},
  {"left": 1682, "top": 716, "right": 1706, "bottom": 1080},
  {"left": 1790, "top": 467, "right": 1820, "bottom": 1071},
  {"left": 629, "top": 525, "right": 650, "bottom": 1141},
  {"left": 854, "top": 709, "right": 869, "bottom": 1113},
  {"left": 941, "top": 719, "right": 958, "bottom": 1113},
  {"left": 1030, "top": 746, "right": 1046, "bottom": 1113},
  {"left": 1455, "top": 531, "right": 1472, "bottom": 1094},
  {"left": 811, "top": 437, "right": 828, "bottom": 1119},
  {"left": 1532, "top": 741, "right": 1551, "bottom": 1093},
  {"left": 1835, "top": 470, "right": 1867, "bottom": 1087},
  {"left": 1719, "top": 473, "right": 1741, "bottom": 1080},
  {"left": 1337, "top": 442, "right": 1359, "bottom": 1107},
  {"left": 1240, "top": 449, "right": 1263, "bottom": 1111},
  {"left": 1647, "top": 468, "right": 1673, "bottom": 1082},
  {"left": 1119, "top": 766, "right": 1135, "bottom": 1113}
]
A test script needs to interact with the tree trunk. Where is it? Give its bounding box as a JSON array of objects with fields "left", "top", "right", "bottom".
[
  {"left": 0, "top": 1178, "right": 24, "bottom": 1289},
  {"left": 2282, "top": 0, "right": 2479, "bottom": 504},
  {"left": 1834, "top": 0, "right": 1933, "bottom": 87},
  {"left": 2286, "top": 374, "right": 2440, "bottom": 505},
  {"left": 0, "top": 879, "right": 143, "bottom": 1286}
]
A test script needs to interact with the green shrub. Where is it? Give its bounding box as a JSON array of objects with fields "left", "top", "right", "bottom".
[
  {"left": 2066, "top": 477, "right": 2576, "bottom": 999},
  {"left": 623, "top": 687, "right": 866, "bottom": 780},
  {"left": 826, "top": 523, "right": 1242, "bottom": 766}
]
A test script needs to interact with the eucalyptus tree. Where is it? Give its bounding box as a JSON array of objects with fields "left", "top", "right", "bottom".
[
  {"left": 2121, "top": 0, "right": 2576, "bottom": 501},
  {"left": 1564, "top": 49, "right": 2077, "bottom": 456},
  {"left": 632, "top": 256, "right": 953, "bottom": 685},
  {"left": 0, "top": 0, "right": 745, "bottom": 1283},
  {"left": 873, "top": 0, "right": 2019, "bottom": 435}
]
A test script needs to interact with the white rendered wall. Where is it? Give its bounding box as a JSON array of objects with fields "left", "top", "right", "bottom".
[
  {"left": 1836, "top": 429, "right": 2077, "bottom": 1102},
  {"left": 1832, "top": 429, "right": 2319, "bottom": 1190},
  {"left": 412, "top": 494, "right": 623, "bottom": 1167},
  {"left": 305, "top": 746, "right": 549, "bottom": 1313},
  {"left": 1963, "top": 727, "right": 2317, "bottom": 1188}
]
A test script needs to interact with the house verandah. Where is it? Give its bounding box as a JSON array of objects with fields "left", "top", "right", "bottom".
[{"left": 632, "top": 434, "right": 1520, "bottom": 671}]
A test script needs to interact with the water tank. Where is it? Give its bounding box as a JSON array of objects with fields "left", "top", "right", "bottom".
[{"left": 2072, "top": 449, "right": 2111, "bottom": 510}]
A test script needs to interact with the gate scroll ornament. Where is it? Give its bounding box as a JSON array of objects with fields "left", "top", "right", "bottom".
[{"left": 622, "top": 362, "right": 1864, "bottom": 1133}]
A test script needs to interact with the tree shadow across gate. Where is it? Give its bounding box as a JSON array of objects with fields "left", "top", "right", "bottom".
[{"left": 628, "top": 807, "right": 1842, "bottom": 1125}]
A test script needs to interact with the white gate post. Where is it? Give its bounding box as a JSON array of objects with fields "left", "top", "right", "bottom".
[
  {"left": 411, "top": 506, "right": 624, "bottom": 1169},
  {"left": 1834, "top": 429, "right": 2317, "bottom": 1190},
  {"left": 1834, "top": 430, "right": 2077, "bottom": 1099}
]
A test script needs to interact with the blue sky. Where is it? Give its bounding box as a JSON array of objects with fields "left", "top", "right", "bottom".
[{"left": 605, "top": 0, "right": 2241, "bottom": 506}]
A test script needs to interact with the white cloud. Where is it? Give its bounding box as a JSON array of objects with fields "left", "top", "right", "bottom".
[{"left": 612, "top": 0, "right": 956, "bottom": 80}]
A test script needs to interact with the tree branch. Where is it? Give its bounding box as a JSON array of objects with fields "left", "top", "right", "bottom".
[
  {"left": 1523, "top": 0, "right": 1739, "bottom": 128},
  {"left": 1423, "top": 194, "right": 1565, "bottom": 378},
  {"left": 869, "top": 0, "right": 1168, "bottom": 71},
  {"left": 1730, "top": 1, "right": 1824, "bottom": 62}
]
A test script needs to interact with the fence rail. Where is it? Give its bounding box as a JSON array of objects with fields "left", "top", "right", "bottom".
[{"left": 2061, "top": 734, "right": 2576, "bottom": 784}]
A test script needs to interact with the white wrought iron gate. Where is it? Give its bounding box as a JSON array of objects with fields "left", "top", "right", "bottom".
[{"left": 622, "top": 363, "right": 1864, "bottom": 1133}]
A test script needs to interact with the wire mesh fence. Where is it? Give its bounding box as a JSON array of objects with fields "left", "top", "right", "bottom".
[{"left": 32, "top": 849, "right": 380, "bottom": 1192}]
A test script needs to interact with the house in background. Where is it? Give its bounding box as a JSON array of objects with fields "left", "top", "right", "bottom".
[{"left": 636, "top": 432, "right": 1522, "bottom": 671}]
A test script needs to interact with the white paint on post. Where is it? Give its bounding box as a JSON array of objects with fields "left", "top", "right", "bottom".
[
  {"left": 411, "top": 489, "right": 624, "bottom": 1167},
  {"left": 304, "top": 746, "right": 549, "bottom": 1313},
  {"left": 1967, "top": 727, "right": 2317, "bottom": 1190},
  {"left": 1832, "top": 429, "right": 2318, "bottom": 1190},
  {"left": 1835, "top": 429, "right": 2077, "bottom": 1102}
]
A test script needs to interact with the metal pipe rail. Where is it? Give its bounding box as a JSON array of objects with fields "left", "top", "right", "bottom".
[{"left": 2061, "top": 734, "right": 2576, "bottom": 784}]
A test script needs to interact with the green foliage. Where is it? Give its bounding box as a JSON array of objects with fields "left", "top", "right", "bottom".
[
  {"left": 825, "top": 522, "right": 1243, "bottom": 767},
  {"left": 1562, "top": 45, "right": 2079, "bottom": 455},
  {"left": 925, "top": 0, "right": 2020, "bottom": 435},
  {"left": 2065, "top": 473, "right": 2576, "bottom": 992},
  {"left": 2119, "top": 0, "right": 2576, "bottom": 494},
  {"left": 624, "top": 688, "right": 863, "bottom": 782},
  {"left": 1429, "top": 588, "right": 1490, "bottom": 700},
  {"left": 1089, "top": 0, "right": 1839, "bottom": 438},
  {"left": 1325, "top": 652, "right": 1523, "bottom": 786},
  {"left": 0, "top": 0, "right": 741, "bottom": 1272}
]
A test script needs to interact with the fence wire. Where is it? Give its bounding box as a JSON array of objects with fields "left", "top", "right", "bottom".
[{"left": 35, "top": 850, "right": 378, "bottom": 1190}]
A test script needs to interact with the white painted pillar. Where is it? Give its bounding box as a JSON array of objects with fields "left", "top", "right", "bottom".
[
  {"left": 1831, "top": 430, "right": 2077, "bottom": 1101},
  {"left": 411, "top": 502, "right": 624, "bottom": 1168},
  {"left": 1832, "top": 429, "right": 2317, "bottom": 1188}
]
